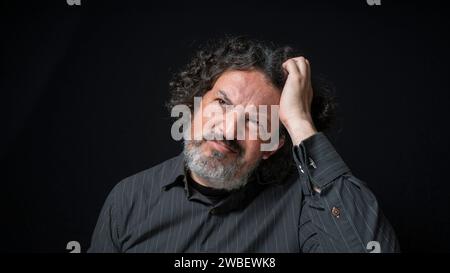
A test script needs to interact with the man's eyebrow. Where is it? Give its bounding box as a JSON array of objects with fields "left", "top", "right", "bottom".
[
  {"left": 217, "top": 90, "right": 271, "bottom": 123},
  {"left": 217, "top": 90, "right": 234, "bottom": 105}
]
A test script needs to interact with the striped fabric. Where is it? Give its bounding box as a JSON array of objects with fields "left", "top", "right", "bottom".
[{"left": 88, "top": 133, "right": 400, "bottom": 253}]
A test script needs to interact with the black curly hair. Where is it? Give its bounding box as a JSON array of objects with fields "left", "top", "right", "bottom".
[{"left": 167, "top": 36, "right": 336, "bottom": 185}]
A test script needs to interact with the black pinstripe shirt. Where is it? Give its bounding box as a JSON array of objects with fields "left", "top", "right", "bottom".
[{"left": 88, "top": 133, "right": 400, "bottom": 253}]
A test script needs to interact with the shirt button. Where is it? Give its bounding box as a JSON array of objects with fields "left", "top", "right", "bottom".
[
  {"left": 298, "top": 165, "right": 305, "bottom": 173},
  {"left": 309, "top": 157, "right": 317, "bottom": 169},
  {"left": 210, "top": 209, "right": 217, "bottom": 215},
  {"left": 331, "top": 206, "right": 341, "bottom": 218}
]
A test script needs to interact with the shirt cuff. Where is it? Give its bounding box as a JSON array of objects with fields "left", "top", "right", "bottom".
[{"left": 292, "top": 132, "right": 350, "bottom": 193}]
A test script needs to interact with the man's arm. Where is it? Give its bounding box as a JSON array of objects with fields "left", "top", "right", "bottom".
[
  {"left": 293, "top": 133, "right": 400, "bottom": 253},
  {"left": 279, "top": 57, "right": 399, "bottom": 252},
  {"left": 87, "top": 183, "right": 122, "bottom": 253}
]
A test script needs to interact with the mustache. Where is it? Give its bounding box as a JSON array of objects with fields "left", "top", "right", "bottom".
[
  {"left": 193, "top": 132, "right": 244, "bottom": 154},
  {"left": 218, "top": 139, "right": 242, "bottom": 154}
]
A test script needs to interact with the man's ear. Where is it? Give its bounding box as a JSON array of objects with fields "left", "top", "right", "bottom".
[{"left": 261, "top": 135, "right": 285, "bottom": 160}]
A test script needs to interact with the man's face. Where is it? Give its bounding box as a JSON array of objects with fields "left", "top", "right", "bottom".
[{"left": 184, "top": 69, "right": 283, "bottom": 190}]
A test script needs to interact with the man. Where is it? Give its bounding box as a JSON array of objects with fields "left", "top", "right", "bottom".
[{"left": 88, "top": 37, "right": 399, "bottom": 253}]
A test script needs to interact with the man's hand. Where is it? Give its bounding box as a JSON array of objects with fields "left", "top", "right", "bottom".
[{"left": 279, "top": 57, "right": 317, "bottom": 146}]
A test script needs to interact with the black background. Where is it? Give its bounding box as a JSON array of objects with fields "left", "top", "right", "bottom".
[{"left": 2, "top": 0, "right": 449, "bottom": 252}]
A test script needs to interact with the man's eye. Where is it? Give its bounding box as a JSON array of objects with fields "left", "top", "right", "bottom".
[{"left": 217, "top": 98, "right": 226, "bottom": 105}]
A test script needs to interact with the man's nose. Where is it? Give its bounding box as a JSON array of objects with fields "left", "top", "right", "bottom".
[
  {"left": 223, "top": 110, "right": 244, "bottom": 140},
  {"left": 209, "top": 111, "right": 238, "bottom": 140}
]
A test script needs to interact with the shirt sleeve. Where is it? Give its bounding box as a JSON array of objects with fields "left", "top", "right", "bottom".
[
  {"left": 87, "top": 184, "right": 122, "bottom": 253},
  {"left": 293, "top": 132, "right": 400, "bottom": 253}
]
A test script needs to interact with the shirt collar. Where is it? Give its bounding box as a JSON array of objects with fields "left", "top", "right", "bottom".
[{"left": 161, "top": 153, "right": 267, "bottom": 214}]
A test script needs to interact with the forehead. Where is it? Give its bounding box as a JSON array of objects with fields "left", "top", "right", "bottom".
[{"left": 210, "top": 70, "right": 281, "bottom": 106}]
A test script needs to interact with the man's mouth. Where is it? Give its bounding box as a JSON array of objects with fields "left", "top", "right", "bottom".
[{"left": 207, "top": 140, "right": 238, "bottom": 154}]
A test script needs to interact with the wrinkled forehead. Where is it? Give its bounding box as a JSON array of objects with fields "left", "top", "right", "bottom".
[{"left": 210, "top": 70, "right": 281, "bottom": 106}]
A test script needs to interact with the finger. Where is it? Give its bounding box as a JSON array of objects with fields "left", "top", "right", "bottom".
[
  {"left": 304, "top": 58, "right": 311, "bottom": 81},
  {"left": 282, "top": 59, "right": 301, "bottom": 77},
  {"left": 292, "top": 57, "right": 310, "bottom": 80}
]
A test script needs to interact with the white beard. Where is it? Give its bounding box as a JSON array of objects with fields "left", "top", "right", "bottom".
[{"left": 183, "top": 140, "right": 259, "bottom": 191}]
